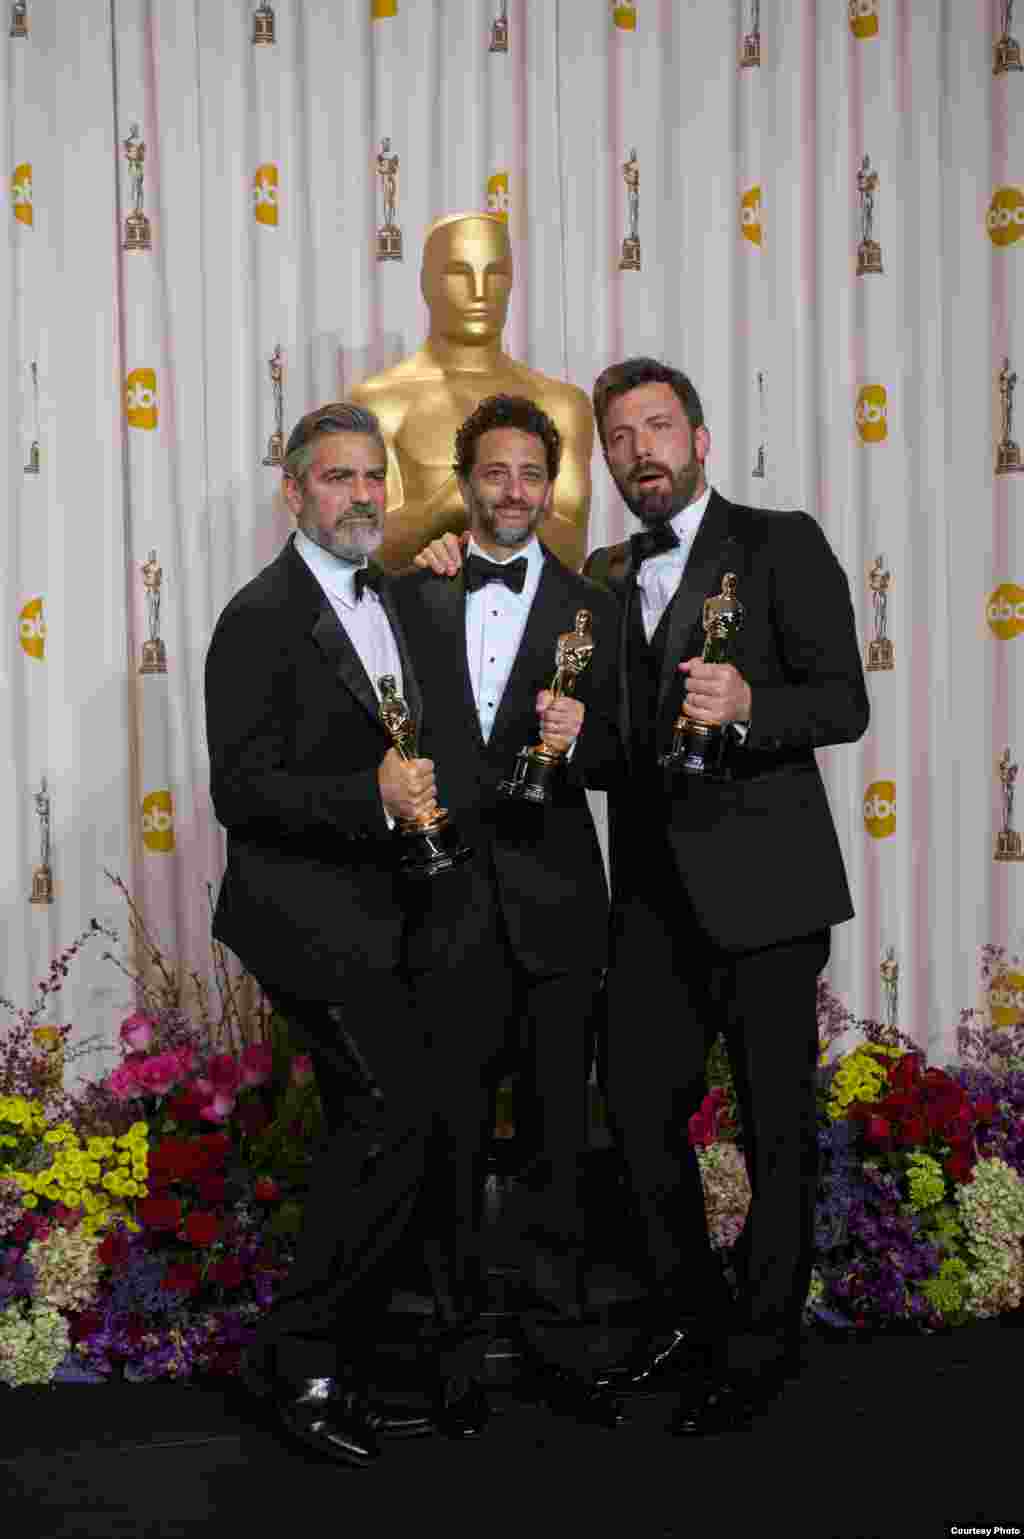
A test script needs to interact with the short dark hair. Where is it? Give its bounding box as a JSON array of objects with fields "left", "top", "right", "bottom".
[
  {"left": 453, "top": 394, "right": 562, "bottom": 483},
  {"left": 592, "top": 358, "right": 704, "bottom": 450},
  {"left": 283, "top": 402, "right": 386, "bottom": 481}
]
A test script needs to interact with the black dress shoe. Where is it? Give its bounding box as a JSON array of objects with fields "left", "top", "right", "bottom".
[
  {"left": 433, "top": 1376, "right": 491, "bottom": 1438},
  {"left": 594, "top": 1327, "right": 715, "bottom": 1396},
  {"left": 521, "top": 1357, "right": 627, "bottom": 1429},
  {"left": 276, "top": 1377, "right": 382, "bottom": 1467}
]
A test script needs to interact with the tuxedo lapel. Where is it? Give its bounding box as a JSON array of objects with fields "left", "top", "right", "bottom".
[
  {"left": 415, "top": 568, "right": 486, "bottom": 752},
  {"left": 310, "top": 606, "right": 383, "bottom": 726},
  {"left": 657, "top": 492, "right": 741, "bottom": 713}
]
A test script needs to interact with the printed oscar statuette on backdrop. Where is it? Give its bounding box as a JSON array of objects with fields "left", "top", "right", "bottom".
[
  {"left": 489, "top": 1, "right": 508, "bottom": 52},
  {"left": 376, "top": 138, "right": 403, "bottom": 261},
  {"left": 879, "top": 947, "right": 900, "bottom": 1029},
  {"left": 9, "top": 1, "right": 27, "bottom": 38},
  {"left": 499, "top": 610, "right": 595, "bottom": 804},
  {"left": 377, "top": 676, "right": 473, "bottom": 879},
  {"left": 661, "top": 574, "right": 746, "bottom": 781},
  {"left": 122, "top": 124, "right": 152, "bottom": 251},
  {"left": 996, "top": 358, "right": 1024, "bottom": 475},
  {"left": 995, "top": 0, "right": 1024, "bottom": 73},
  {"left": 262, "top": 346, "right": 285, "bottom": 467},
  {"left": 995, "top": 748, "right": 1023, "bottom": 862},
  {"left": 139, "top": 551, "right": 167, "bottom": 675},
  {"left": 24, "top": 360, "right": 40, "bottom": 475},
  {"left": 866, "top": 555, "right": 894, "bottom": 671},
  {"left": 619, "top": 149, "right": 641, "bottom": 271},
  {"left": 252, "top": 3, "right": 275, "bottom": 44},
  {"left": 30, "top": 777, "right": 53, "bottom": 905},
  {"left": 740, "top": 0, "right": 760, "bottom": 67},
  {"left": 752, "top": 369, "right": 766, "bottom": 479},
  {"left": 856, "top": 154, "right": 883, "bottom": 276}
]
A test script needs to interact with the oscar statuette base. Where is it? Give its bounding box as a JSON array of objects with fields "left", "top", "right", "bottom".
[
  {"left": 489, "top": 18, "right": 508, "bottom": 51},
  {"left": 740, "top": 33, "right": 760, "bottom": 68},
  {"left": 377, "top": 227, "right": 403, "bottom": 261},
  {"left": 395, "top": 808, "right": 473, "bottom": 881},
  {"left": 262, "top": 430, "right": 284, "bottom": 468},
  {"left": 619, "top": 237, "right": 641, "bottom": 272},
  {"left": 139, "top": 639, "right": 168, "bottom": 676},
  {"left": 24, "top": 440, "right": 39, "bottom": 475},
  {"left": 995, "top": 37, "right": 1024, "bottom": 74},
  {"left": 30, "top": 866, "right": 54, "bottom": 905},
  {"left": 498, "top": 745, "right": 563, "bottom": 805},
  {"left": 856, "top": 240, "right": 883, "bottom": 276},
  {"left": 123, "top": 211, "right": 152, "bottom": 251},
  {"left": 866, "top": 639, "right": 894, "bottom": 672},
  {"left": 996, "top": 441, "right": 1024, "bottom": 475},
  {"left": 659, "top": 717, "right": 730, "bottom": 783},
  {"left": 995, "top": 830, "right": 1024, "bottom": 862}
]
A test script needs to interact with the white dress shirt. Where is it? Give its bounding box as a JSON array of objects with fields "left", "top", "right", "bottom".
[
  {"left": 293, "top": 529, "right": 404, "bottom": 702},
  {"left": 464, "top": 534, "right": 544, "bottom": 743}
]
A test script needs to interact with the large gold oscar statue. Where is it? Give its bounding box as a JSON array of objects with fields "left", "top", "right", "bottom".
[{"left": 350, "top": 211, "right": 593, "bottom": 571}]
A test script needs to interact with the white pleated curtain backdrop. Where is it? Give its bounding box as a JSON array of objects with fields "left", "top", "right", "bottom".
[{"left": 2, "top": 0, "right": 1021, "bottom": 1079}]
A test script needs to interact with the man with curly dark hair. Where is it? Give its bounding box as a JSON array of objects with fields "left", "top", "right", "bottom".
[{"left": 390, "top": 393, "right": 625, "bottom": 1437}]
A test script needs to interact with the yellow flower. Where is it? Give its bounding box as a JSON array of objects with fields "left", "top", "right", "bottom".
[
  {"left": 122, "top": 1180, "right": 139, "bottom": 1198},
  {"left": 22, "top": 1194, "right": 38, "bottom": 1208},
  {"left": 86, "top": 1162, "right": 101, "bottom": 1181},
  {"left": 43, "top": 1130, "right": 65, "bottom": 1145},
  {"left": 117, "top": 1151, "right": 132, "bottom": 1166},
  {"left": 128, "top": 1121, "right": 149, "bottom": 1142}
]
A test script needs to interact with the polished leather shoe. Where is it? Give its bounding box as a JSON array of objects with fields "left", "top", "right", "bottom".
[
  {"left": 594, "top": 1327, "right": 714, "bottom": 1396},
  {"left": 522, "top": 1357, "right": 627, "bottom": 1429},
  {"left": 276, "top": 1377, "right": 383, "bottom": 1467},
  {"left": 433, "top": 1375, "right": 491, "bottom": 1438}
]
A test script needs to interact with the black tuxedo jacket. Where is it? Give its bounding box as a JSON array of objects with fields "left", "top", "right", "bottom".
[
  {"left": 583, "top": 491, "right": 870, "bottom": 954},
  {"left": 390, "top": 546, "right": 623, "bottom": 976},
  {"left": 205, "top": 535, "right": 420, "bottom": 1000}
]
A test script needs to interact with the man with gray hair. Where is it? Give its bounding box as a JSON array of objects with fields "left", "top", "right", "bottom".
[{"left": 205, "top": 402, "right": 438, "bottom": 1466}]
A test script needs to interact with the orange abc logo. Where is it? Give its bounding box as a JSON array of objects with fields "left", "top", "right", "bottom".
[
  {"left": 141, "top": 790, "right": 175, "bottom": 853},
  {"left": 18, "top": 597, "right": 45, "bottom": 659},
  {"left": 987, "top": 187, "right": 1024, "bottom": 248},
  {"left": 125, "top": 368, "right": 158, "bottom": 430},
  {"left": 371, "top": 0, "right": 397, "bottom": 16},
  {"left": 863, "top": 780, "right": 896, "bottom": 838},
  {"left": 740, "top": 186, "right": 761, "bottom": 246},
  {"left": 848, "top": 0, "right": 879, "bottom": 39},
  {"left": 989, "top": 970, "right": 1024, "bottom": 1029},
  {"left": 254, "top": 163, "right": 278, "bottom": 226},
  {"left": 985, "top": 583, "right": 1024, "bottom": 639},
  {"left": 856, "top": 384, "right": 888, "bottom": 442},
  {"left": 12, "top": 162, "right": 32, "bottom": 225},
  {"left": 486, "top": 172, "right": 509, "bottom": 223},
  {"left": 613, "top": 2, "right": 637, "bottom": 29}
]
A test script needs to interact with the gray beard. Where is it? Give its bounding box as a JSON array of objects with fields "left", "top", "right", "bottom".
[{"left": 300, "top": 509, "right": 383, "bottom": 564}]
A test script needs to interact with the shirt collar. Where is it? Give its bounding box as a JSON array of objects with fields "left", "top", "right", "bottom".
[
  {"left": 294, "top": 528, "right": 368, "bottom": 609},
  {"left": 465, "top": 532, "right": 543, "bottom": 585},
  {"left": 668, "top": 484, "right": 712, "bottom": 547}
]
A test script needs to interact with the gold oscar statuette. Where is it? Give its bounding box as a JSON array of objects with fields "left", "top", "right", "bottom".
[
  {"left": 262, "top": 346, "right": 285, "bottom": 466},
  {"left": 996, "top": 357, "right": 1024, "bottom": 475},
  {"left": 740, "top": 0, "right": 760, "bottom": 67},
  {"left": 123, "top": 123, "right": 152, "bottom": 251},
  {"left": 752, "top": 369, "right": 766, "bottom": 479},
  {"left": 499, "top": 610, "right": 595, "bottom": 804},
  {"left": 489, "top": 1, "right": 508, "bottom": 52},
  {"left": 31, "top": 1025, "right": 65, "bottom": 1091},
  {"left": 995, "top": 0, "right": 1024, "bottom": 72},
  {"left": 139, "top": 550, "right": 168, "bottom": 675},
  {"left": 377, "top": 675, "right": 473, "bottom": 879},
  {"left": 10, "top": 0, "right": 27, "bottom": 37},
  {"left": 856, "top": 154, "right": 883, "bottom": 276},
  {"left": 866, "top": 555, "right": 894, "bottom": 671},
  {"left": 995, "top": 748, "right": 1023, "bottom": 862},
  {"left": 30, "top": 776, "right": 54, "bottom": 905},
  {"left": 879, "top": 947, "right": 899, "bottom": 1029},
  {"left": 24, "top": 360, "right": 40, "bottom": 474},
  {"left": 661, "top": 574, "right": 746, "bottom": 781},
  {"left": 376, "top": 138, "right": 402, "bottom": 261},
  {"left": 619, "top": 148, "right": 641, "bottom": 271},
  {"left": 252, "top": 2, "right": 275, "bottom": 44}
]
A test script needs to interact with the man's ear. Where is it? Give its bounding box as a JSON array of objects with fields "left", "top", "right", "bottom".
[
  {"left": 281, "top": 472, "right": 302, "bottom": 518},
  {"left": 694, "top": 425, "right": 711, "bottom": 465}
]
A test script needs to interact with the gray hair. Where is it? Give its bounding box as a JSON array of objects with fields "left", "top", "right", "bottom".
[{"left": 283, "top": 401, "right": 387, "bottom": 482}]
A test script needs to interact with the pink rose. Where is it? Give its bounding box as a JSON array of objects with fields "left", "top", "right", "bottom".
[
  {"left": 207, "top": 1053, "right": 243, "bottom": 1097},
  {"left": 290, "top": 1054, "right": 314, "bottom": 1086},
  {"left": 240, "top": 1044, "right": 274, "bottom": 1088},
  {"left": 134, "top": 1051, "right": 184, "bottom": 1097},
  {"left": 199, "top": 1092, "right": 236, "bottom": 1123},
  {"left": 106, "top": 1062, "right": 144, "bottom": 1102},
  {"left": 119, "top": 1012, "right": 156, "bottom": 1052},
  {"left": 171, "top": 1046, "right": 196, "bottom": 1077}
]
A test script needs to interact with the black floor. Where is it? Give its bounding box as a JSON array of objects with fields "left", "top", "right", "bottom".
[{"left": 2, "top": 1161, "right": 1021, "bottom": 1538}]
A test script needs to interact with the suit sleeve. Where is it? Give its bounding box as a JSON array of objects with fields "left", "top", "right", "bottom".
[
  {"left": 744, "top": 513, "right": 870, "bottom": 753},
  {"left": 204, "top": 603, "right": 390, "bottom": 842},
  {"left": 565, "top": 590, "right": 626, "bottom": 790}
]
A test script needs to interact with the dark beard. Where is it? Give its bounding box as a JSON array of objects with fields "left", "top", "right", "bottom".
[{"left": 619, "top": 459, "right": 702, "bottom": 526}]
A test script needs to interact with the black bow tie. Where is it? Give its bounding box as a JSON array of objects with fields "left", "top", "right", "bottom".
[
  {"left": 354, "top": 565, "right": 380, "bottom": 601},
  {"left": 464, "top": 553, "right": 528, "bottom": 595},
  {"left": 630, "top": 524, "right": 680, "bottom": 567}
]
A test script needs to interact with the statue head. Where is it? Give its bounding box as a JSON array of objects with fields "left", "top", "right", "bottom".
[{"left": 421, "top": 212, "right": 513, "bottom": 346}]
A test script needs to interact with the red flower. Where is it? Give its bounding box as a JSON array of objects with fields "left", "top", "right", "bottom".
[
  {"left": 864, "top": 1115, "right": 891, "bottom": 1147},
  {"left": 138, "top": 1197, "right": 182, "bottom": 1231},
  {"left": 207, "top": 1053, "right": 243, "bottom": 1096},
  {"left": 98, "top": 1228, "right": 134, "bottom": 1269},
  {"left": 888, "top": 1053, "right": 923, "bottom": 1091},
  {"left": 946, "top": 1152, "right": 975, "bottom": 1185},
  {"left": 897, "top": 1115, "right": 928, "bottom": 1148},
  {"left": 973, "top": 1098, "right": 997, "bottom": 1123},
  {"left": 183, "top": 1211, "right": 220, "bottom": 1247},
  {"left": 196, "top": 1174, "right": 227, "bottom": 1204},
  {"left": 208, "top": 1256, "right": 245, "bottom": 1289},
  {"left": 161, "top": 1263, "right": 202, "bottom": 1295},
  {"left": 240, "top": 1044, "right": 274, "bottom": 1088},
  {"left": 235, "top": 1100, "right": 271, "bottom": 1138},
  {"left": 253, "top": 1176, "right": 280, "bottom": 1202},
  {"left": 198, "top": 1132, "right": 232, "bottom": 1165},
  {"left": 165, "top": 1088, "right": 204, "bottom": 1123},
  {"left": 69, "top": 1309, "right": 104, "bottom": 1343}
]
